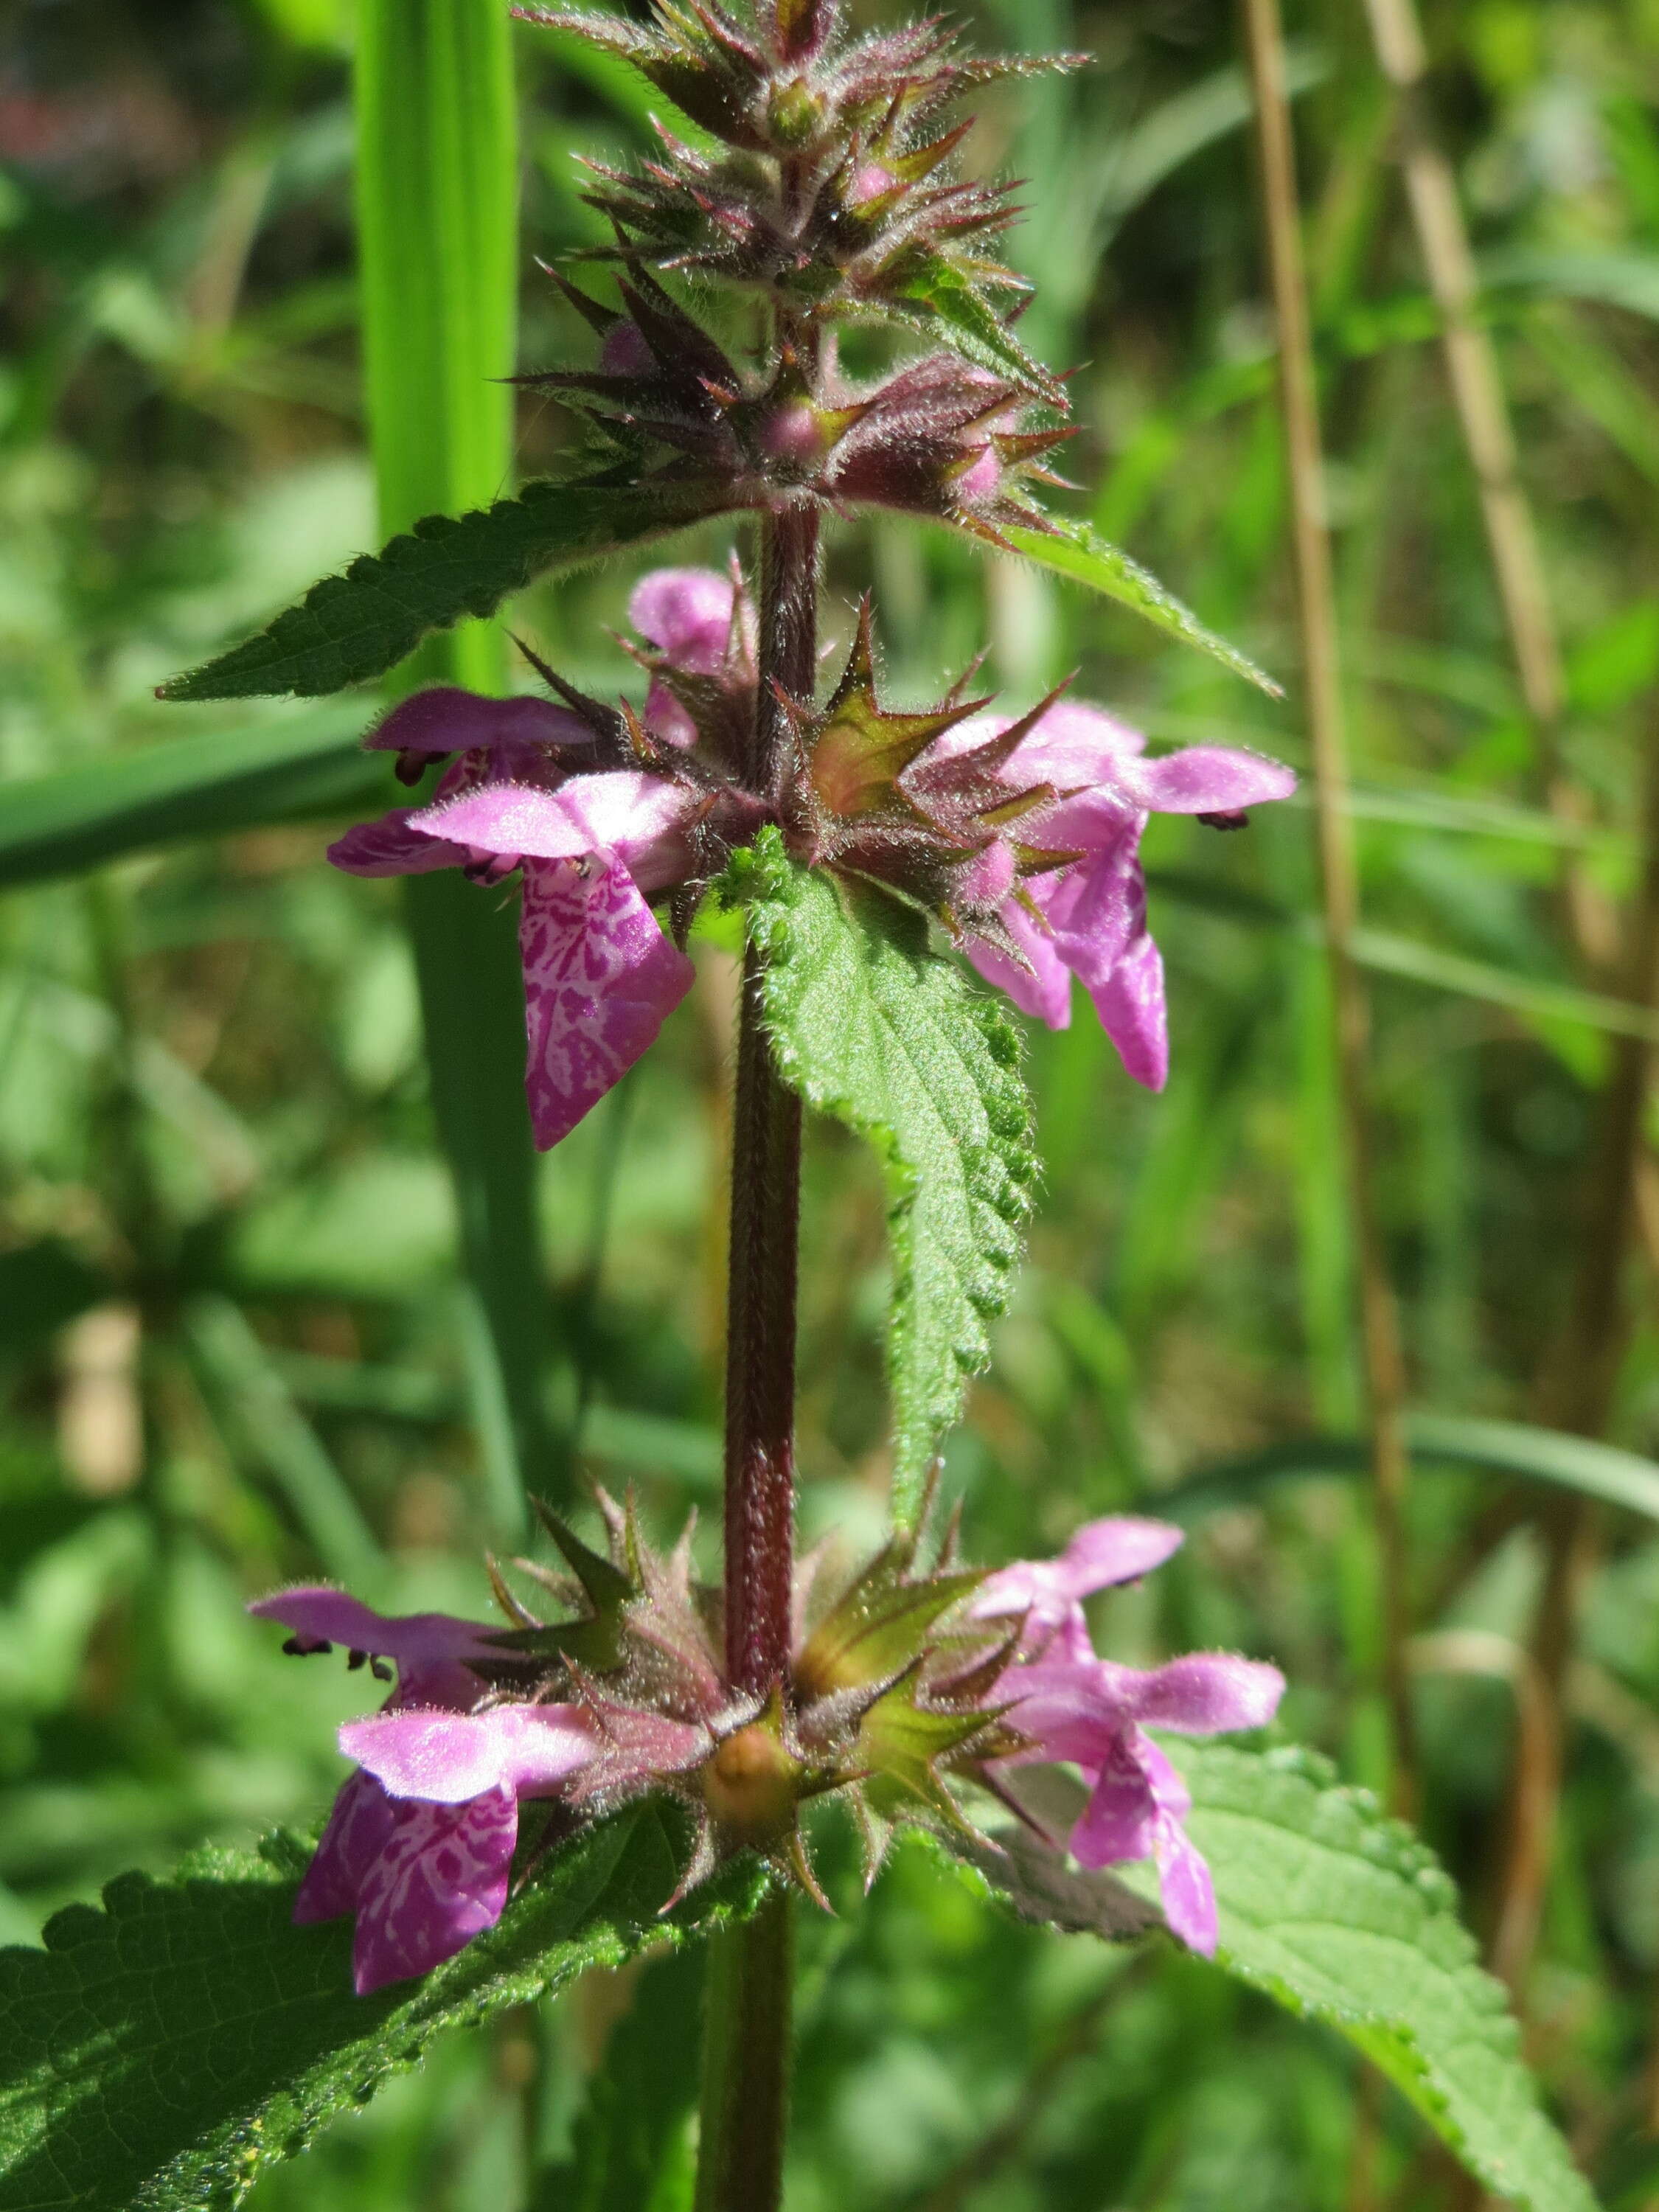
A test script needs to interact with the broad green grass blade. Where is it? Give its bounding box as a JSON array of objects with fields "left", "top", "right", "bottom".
[
  {"left": 529, "top": 1943, "right": 704, "bottom": 2209},
  {"left": 0, "top": 712, "right": 376, "bottom": 892},
  {"left": 0, "top": 1807, "right": 766, "bottom": 2212},
  {"left": 1350, "top": 928, "right": 1659, "bottom": 1045},
  {"left": 986, "top": 515, "right": 1284, "bottom": 695},
  {"left": 355, "top": 0, "right": 556, "bottom": 1528},
  {"left": 1167, "top": 1411, "right": 1659, "bottom": 1524}
]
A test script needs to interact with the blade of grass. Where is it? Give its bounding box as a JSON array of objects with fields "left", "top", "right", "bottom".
[
  {"left": 1166, "top": 1413, "right": 1659, "bottom": 1526},
  {"left": 356, "top": 0, "right": 557, "bottom": 1531},
  {"left": 1358, "top": 0, "right": 1659, "bottom": 2011},
  {"left": 0, "top": 712, "right": 378, "bottom": 892},
  {"left": 1242, "top": 0, "right": 1416, "bottom": 1811}
]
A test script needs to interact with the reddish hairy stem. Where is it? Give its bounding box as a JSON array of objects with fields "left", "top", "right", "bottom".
[
  {"left": 721, "top": 504, "right": 816, "bottom": 1697},
  {"left": 721, "top": 940, "right": 804, "bottom": 1695},
  {"left": 698, "top": 504, "right": 818, "bottom": 2212}
]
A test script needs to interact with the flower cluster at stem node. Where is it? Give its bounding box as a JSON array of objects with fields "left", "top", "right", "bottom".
[{"left": 253, "top": 1499, "right": 1281, "bottom": 1991}]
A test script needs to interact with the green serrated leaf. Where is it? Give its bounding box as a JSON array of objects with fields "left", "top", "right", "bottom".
[
  {"left": 881, "top": 252, "right": 1062, "bottom": 402},
  {"left": 159, "top": 476, "right": 735, "bottom": 703},
  {"left": 1182, "top": 1744, "right": 1597, "bottom": 2212},
  {"left": 722, "top": 831, "right": 1037, "bottom": 1525},
  {"left": 0, "top": 1804, "right": 766, "bottom": 2212},
  {"left": 969, "top": 515, "right": 1284, "bottom": 695},
  {"left": 950, "top": 1749, "right": 1594, "bottom": 2212}
]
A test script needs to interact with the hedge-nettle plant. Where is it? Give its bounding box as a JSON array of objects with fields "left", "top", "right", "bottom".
[{"left": 120, "top": 4, "right": 1572, "bottom": 2209}]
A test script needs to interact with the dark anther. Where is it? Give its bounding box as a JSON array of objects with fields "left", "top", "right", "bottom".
[
  {"left": 394, "top": 749, "right": 431, "bottom": 787},
  {"left": 463, "top": 852, "right": 519, "bottom": 886},
  {"left": 1197, "top": 809, "right": 1248, "bottom": 831},
  {"left": 282, "top": 1635, "right": 333, "bottom": 1657},
  {"left": 371, "top": 1657, "right": 394, "bottom": 1681},
  {"left": 347, "top": 1648, "right": 367, "bottom": 1671}
]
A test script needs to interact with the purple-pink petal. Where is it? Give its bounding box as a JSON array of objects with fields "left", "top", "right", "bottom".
[
  {"left": 365, "top": 687, "right": 590, "bottom": 757},
  {"left": 1071, "top": 1731, "right": 1163, "bottom": 1866},
  {"left": 1100, "top": 1652, "right": 1286, "bottom": 1736},
  {"left": 644, "top": 678, "right": 698, "bottom": 748},
  {"left": 964, "top": 902, "right": 1072, "bottom": 1030},
  {"left": 1053, "top": 1517, "right": 1186, "bottom": 1595},
  {"left": 1004, "top": 698, "right": 1147, "bottom": 786},
  {"left": 293, "top": 1767, "right": 397, "bottom": 1926},
  {"left": 411, "top": 772, "right": 692, "bottom": 871},
  {"left": 341, "top": 1704, "right": 596, "bottom": 1804},
  {"left": 1068, "top": 1730, "right": 1220, "bottom": 1952},
  {"left": 248, "top": 1587, "right": 496, "bottom": 1709},
  {"left": 519, "top": 858, "right": 696, "bottom": 1150},
  {"left": 1088, "top": 928, "right": 1168, "bottom": 1092},
  {"left": 973, "top": 1515, "right": 1185, "bottom": 1660},
  {"left": 1121, "top": 744, "right": 1298, "bottom": 815},
  {"left": 350, "top": 1787, "right": 520, "bottom": 1994},
  {"left": 1152, "top": 1809, "right": 1218, "bottom": 1954},
  {"left": 628, "top": 567, "right": 735, "bottom": 673},
  {"left": 327, "top": 811, "right": 468, "bottom": 878},
  {"left": 248, "top": 1588, "right": 496, "bottom": 1667},
  {"left": 1036, "top": 842, "right": 1144, "bottom": 996}
]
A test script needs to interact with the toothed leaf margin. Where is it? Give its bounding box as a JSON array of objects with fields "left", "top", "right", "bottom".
[
  {"left": 159, "top": 474, "right": 738, "bottom": 703},
  {"left": 0, "top": 1805, "right": 768, "bottom": 2212},
  {"left": 721, "top": 830, "right": 1037, "bottom": 1526}
]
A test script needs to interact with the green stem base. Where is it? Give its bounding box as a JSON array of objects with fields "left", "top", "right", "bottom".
[{"left": 694, "top": 1890, "right": 794, "bottom": 2212}]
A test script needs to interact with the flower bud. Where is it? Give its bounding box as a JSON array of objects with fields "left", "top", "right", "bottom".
[
  {"left": 759, "top": 402, "right": 825, "bottom": 467},
  {"left": 702, "top": 1722, "right": 801, "bottom": 1846},
  {"left": 953, "top": 444, "right": 1002, "bottom": 506},
  {"left": 767, "top": 76, "right": 823, "bottom": 147},
  {"left": 599, "top": 320, "right": 654, "bottom": 376}
]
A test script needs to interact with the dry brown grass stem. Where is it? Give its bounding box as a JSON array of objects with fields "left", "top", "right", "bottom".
[
  {"left": 1242, "top": 0, "right": 1416, "bottom": 1814},
  {"left": 1356, "top": 0, "right": 1659, "bottom": 2007},
  {"left": 1489, "top": 729, "right": 1659, "bottom": 1994},
  {"left": 1357, "top": 0, "right": 1615, "bottom": 972}
]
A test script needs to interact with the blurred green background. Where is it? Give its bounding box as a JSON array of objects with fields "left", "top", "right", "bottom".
[{"left": 5, "top": 0, "right": 1659, "bottom": 2203}]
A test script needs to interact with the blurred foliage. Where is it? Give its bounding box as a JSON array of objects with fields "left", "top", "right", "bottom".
[{"left": 3, "top": 0, "right": 1659, "bottom": 2204}]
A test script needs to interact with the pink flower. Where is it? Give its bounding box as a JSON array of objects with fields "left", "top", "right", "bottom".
[
  {"left": 627, "top": 566, "right": 748, "bottom": 744},
  {"left": 970, "top": 1514, "right": 1185, "bottom": 1662},
  {"left": 910, "top": 700, "right": 1296, "bottom": 1090},
  {"left": 252, "top": 1580, "right": 720, "bottom": 1992},
  {"left": 981, "top": 1519, "right": 1285, "bottom": 1954},
  {"left": 251, "top": 1587, "right": 597, "bottom": 1993},
  {"left": 328, "top": 600, "right": 733, "bottom": 1147}
]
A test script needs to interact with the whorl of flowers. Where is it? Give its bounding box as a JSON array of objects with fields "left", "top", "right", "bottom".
[{"left": 254, "top": 1500, "right": 1282, "bottom": 1991}]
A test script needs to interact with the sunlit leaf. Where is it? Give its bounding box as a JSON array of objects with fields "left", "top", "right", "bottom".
[
  {"left": 938, "top": 1747, "right": 1596, "bottom": 2212},
  {"left": 958, "top": 513, "right": 1284, "bottom": 695},
  {"left": 0, "top": 1806, "right": 765, "bottom": 2212},
  {"left": 721, "top": 831, "right": 1038, "bottom": 1526}
]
